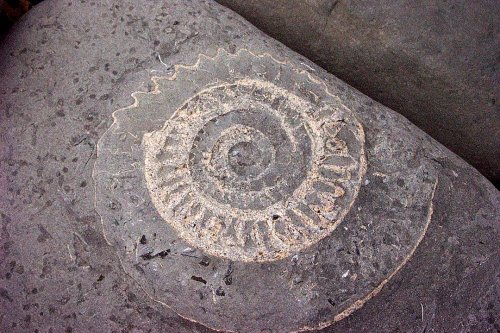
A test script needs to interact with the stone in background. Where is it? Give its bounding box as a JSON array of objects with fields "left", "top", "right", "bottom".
[{"left": 216, "top": 0, "right": 500, "bottom": 186}]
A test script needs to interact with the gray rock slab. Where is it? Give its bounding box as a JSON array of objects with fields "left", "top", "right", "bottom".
[
  {"left": 0, "top": 0, "right": 498, "bottom": 332},
  {"left": 216, "top": 0, "right": 500, "bottom": 186}
]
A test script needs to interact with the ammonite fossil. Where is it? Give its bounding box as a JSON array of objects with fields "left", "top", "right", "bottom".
[
  {"left": 143, "top": 78, "right": 365, "bottom": 262},
  {"left": 94, "top": 49, "right": 437, "bottom": 332}
]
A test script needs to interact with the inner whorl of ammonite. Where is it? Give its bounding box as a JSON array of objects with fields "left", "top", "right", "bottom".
[{"left": 144, "top": 79, "right": 365, "bottom": 261}]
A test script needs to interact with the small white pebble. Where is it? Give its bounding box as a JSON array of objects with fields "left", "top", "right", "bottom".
[
  {"left": 150, "top": 262, "right": 159, "bottom": 271},
  {"left": 342, "top": 270, "right": 349, "bottom": 278}
]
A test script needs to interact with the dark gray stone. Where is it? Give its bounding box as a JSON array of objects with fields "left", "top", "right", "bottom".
[
  {"left": 0, "top": 0, "right": 498, "bottom": 332},
  {"left": 216, "top": 0, "right": 500, "bottom": 186}
]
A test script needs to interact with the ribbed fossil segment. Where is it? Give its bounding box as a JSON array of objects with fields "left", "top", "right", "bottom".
[
  {"left": 94, "top": 49, "right": 436, "bottom": 332},
  {"left": 143, "top": 79, "right": 365, "bottom": 261}
]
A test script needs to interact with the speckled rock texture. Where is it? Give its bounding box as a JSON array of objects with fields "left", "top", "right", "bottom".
[
  {"left": 0, "top": 1, "right": 498, "bottom": 332},
  {"left": 216, "top": 0, "right": 500, "bottom": 187}
]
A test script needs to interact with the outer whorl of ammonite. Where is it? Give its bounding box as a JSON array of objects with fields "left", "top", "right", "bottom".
[
  {"left": 143, "top": 79, "right": 365, "bottom": 261},
  {"left": 94, "top": 49, "right": 437, "bottom": 332}
]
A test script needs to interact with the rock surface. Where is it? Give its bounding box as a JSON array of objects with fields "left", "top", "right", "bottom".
[
  {"left": 216, "top": 0, "right": 500, "bottom": 186},
  {"left": 0, "top": 1, "right": 498, "bottom": 332}
]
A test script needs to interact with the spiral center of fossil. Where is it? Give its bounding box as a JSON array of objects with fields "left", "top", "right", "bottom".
[
  {"left": 228, "top": 141, "right": 263, "bottom": 173},
  {"left": 203, "top": 122, "right": 276, "bottom": 183}
]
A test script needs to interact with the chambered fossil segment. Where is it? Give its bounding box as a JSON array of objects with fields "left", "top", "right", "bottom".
[{"left": 94, "top": 49, "right": 438, "bottom": 332}]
